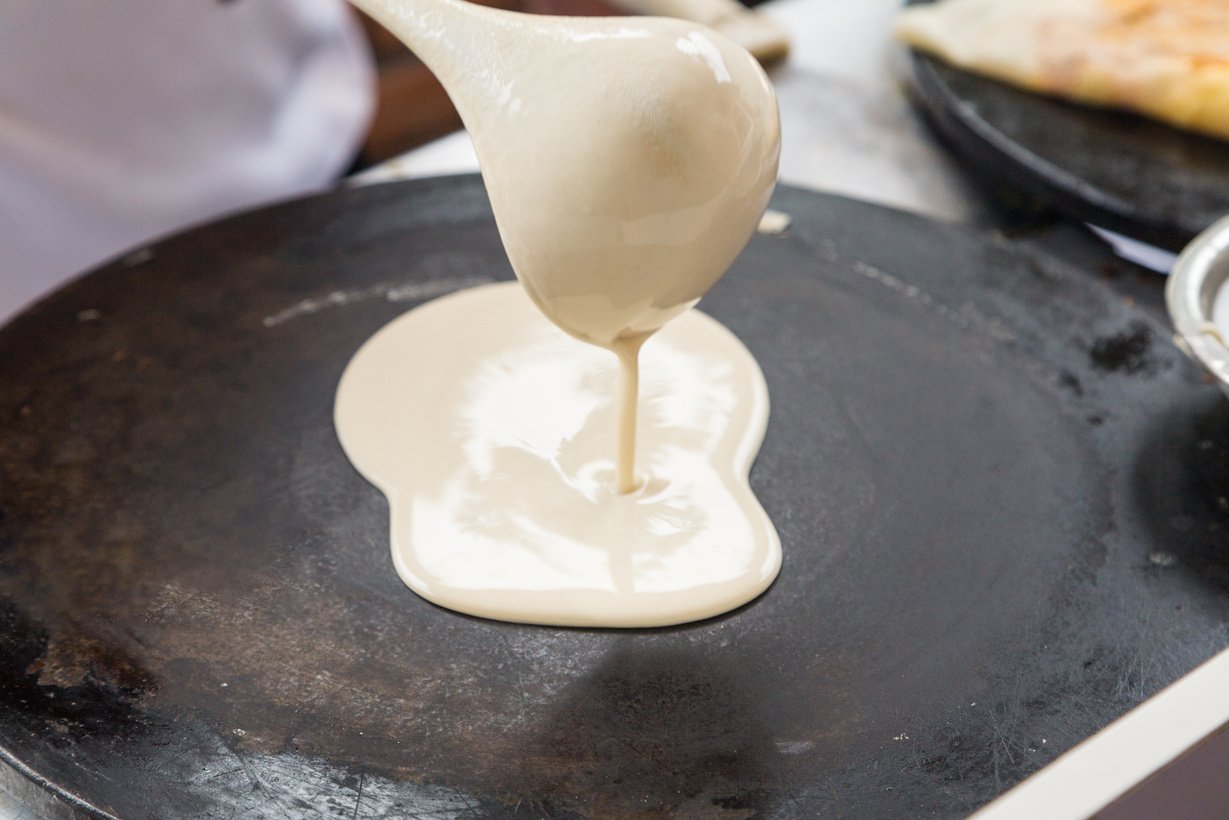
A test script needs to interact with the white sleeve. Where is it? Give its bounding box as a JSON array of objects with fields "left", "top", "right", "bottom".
[{"left": 0, "top": 0, "right": 376, "bottom": 320}]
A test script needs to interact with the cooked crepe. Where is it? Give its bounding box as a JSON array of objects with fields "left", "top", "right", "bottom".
[{"left": 895, "top": 0, "right": 1229, "bottom": 141}]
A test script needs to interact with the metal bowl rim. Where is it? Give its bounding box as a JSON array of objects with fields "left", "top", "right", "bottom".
[{"left": 1165, "top": 215, "right": 1229, "bottom": 390}]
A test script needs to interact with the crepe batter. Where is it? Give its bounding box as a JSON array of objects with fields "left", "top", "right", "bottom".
[
  {"left": 336, "top": 0, "right": 782, "bottom": 625},
  {"left": 336, "top": 282, "right": 778, "bottom": 627}
]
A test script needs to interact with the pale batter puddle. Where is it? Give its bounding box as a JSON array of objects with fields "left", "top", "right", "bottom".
[
  {"left": 334, "top": 282, "right": 780, "bottom": 627},
  {"left": 336, "top": 0, "right": 782, "bottom": 626}
]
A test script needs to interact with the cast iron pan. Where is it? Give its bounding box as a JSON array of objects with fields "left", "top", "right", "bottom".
[
  {"left": 905, "top": 0, "right": 1229, "bottom": 252},
  {"left": 2, "top": 176, "right": 1228, "bottom": 818}
]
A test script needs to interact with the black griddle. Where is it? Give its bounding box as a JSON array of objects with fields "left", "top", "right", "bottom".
[
  {"left": 904, "top": 0, "right": 1229, "bottom": 252},
  {"left": 1, "top": 176, "right": 1228, "bottom": 818}
]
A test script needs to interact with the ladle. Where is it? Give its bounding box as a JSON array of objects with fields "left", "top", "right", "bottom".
[{"left": 348, "top": 0, "right": 781, "bottom": 491}]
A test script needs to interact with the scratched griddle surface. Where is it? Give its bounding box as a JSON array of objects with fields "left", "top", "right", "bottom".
[
  {"left": 904, "top": 0, "right": 1229, "bottom": 251},
  {"left": 2, "top": 177, "right": 1228, "bottom": 818}
]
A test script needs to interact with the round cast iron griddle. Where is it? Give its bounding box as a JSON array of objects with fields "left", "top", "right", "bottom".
[
  {"left": 904, "top": 0, "right": 1229, "bottom": 252},
  {"left": 1, "top": 176, "right": 1228, "bottom": 818}
]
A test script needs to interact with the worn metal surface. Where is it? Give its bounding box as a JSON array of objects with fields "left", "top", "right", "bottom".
[
  {"left": 1, "top": 176, "right": 1228, "bottom": 818},
  {"left": 903, "top": 0, "right": 1229, "bottom": 251}
]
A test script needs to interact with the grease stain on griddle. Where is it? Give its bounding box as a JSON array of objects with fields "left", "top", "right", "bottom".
[
  {"left": 1090, "top": 321, "right": 1156, "bottom": 374},
  {"left": 0, "top": 601, "right": 157, "bottom": 745},
  {"left": 1131, "top": 396, "right": 1229, "bottom": 596},
  {"left": 1058, "top": 369, "right": 1084, "bottom": 397}
]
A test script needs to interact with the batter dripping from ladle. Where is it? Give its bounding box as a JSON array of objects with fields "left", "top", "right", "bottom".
[{"left": 335, "top": 0, "right": 782, "bottom": 626}]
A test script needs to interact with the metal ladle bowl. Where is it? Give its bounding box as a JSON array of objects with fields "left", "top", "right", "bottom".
[{"left": 1167, "top": 215, "right": 1229, "bottom": 397}]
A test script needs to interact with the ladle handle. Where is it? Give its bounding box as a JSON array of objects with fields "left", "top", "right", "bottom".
[{"left": 346, "top": 0, "right": 502, "bottom": 90}]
